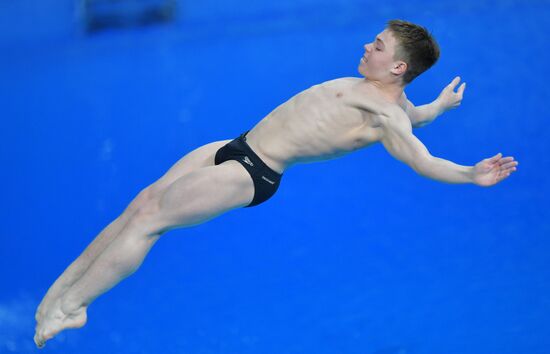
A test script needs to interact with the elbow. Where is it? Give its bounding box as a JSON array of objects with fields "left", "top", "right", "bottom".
[
  {"left": 412, "top": 118, "right": 432, "bottom": 129},
  {"left": 413, "top": 165, "right": 427, "bottom": 177}
]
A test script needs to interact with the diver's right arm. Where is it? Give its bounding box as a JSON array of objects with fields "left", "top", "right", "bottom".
[{"left": 401, "top": 76, "right": 466, "bottom": 128}]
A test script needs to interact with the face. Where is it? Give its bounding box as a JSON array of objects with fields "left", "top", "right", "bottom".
[{"left": 358, "top": 29, "right": 406, "bottom": 82}]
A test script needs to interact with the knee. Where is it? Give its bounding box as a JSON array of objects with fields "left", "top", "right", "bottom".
[
  {"left": 128, "top": 184, "right": 163, "bottom": 213},
  {"left": 124, "top": 200, "right": 164, "bottom": 237},
  {"left": 133, "top": 194, "right": 162, "bottom": 222},
  {"left": 126, "top": 187, "right": 165, "bottom": 232}
]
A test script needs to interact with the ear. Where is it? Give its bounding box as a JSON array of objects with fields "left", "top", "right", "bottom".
[{"left": 390, "top": 61, "right": 407, "bottom": 77}]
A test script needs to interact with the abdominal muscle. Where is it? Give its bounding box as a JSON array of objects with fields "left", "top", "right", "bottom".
[{"left": 244, "top": 78, "right": 385, "bottom": 174}]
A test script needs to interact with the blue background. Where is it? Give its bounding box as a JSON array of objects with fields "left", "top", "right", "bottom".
[{"left": 1, "top": 0, "right": 549, "bottom": 353}]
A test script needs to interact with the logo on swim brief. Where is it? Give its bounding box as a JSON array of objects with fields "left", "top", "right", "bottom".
[
  {"left": 242, "top": 156, "right": 254, "bottom": 167},
  {"left": 262, "top": 176, "right": 275, "bottom": 184}
]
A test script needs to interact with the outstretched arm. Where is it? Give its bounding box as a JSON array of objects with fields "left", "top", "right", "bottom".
[
  {"left": 401, "top": 76, "right": 466, "bottom": 128},
  {"left": 380, "top": 109, "right": 518, "bottom": 186}
]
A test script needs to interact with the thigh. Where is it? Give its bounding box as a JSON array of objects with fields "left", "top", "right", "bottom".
[
  {"left": 153, "top": 139, "right": 232, "bottom": 191},
  {"left": 120, "top": 139, "right": 233, "bottom": 222},
  {"left": 156, "top": 160, "right": 255, "bottom": 231}
]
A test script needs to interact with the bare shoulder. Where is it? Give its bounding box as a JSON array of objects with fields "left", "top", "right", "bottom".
[
  {"left": 318, "top": 77, "right": 360, "bottom": 87},
  {"left": 340, "top": 77, "right": 362, "bottom": 82},
  {"left": 379, "top": 105, "right": 413, "bottom": 140},
  {"left": 397, "top": 91, "right": 409, "bottom": 111},
  {"left": 343, "top": 89, "right": 408, "bottom": 126}
]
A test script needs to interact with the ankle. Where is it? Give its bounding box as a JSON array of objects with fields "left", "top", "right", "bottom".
[{"left": 60, "top": 295, "right": 85, "bottom": 315}]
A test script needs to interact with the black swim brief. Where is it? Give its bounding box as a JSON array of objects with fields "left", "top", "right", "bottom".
[{"left": 214, "top": 131, "right": 283, "bottom": 207}]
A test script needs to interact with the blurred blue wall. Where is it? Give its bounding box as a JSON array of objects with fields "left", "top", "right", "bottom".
[{"left": 1, "top": 1, "right": 549, "bottom": 353}]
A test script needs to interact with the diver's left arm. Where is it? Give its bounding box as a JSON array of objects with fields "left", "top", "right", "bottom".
[
  {"left": 402, "top": 76, "right": 466, "bottom": 128},
  {"left": 379, "top": 108, "right": 519, "bottom": 187}
]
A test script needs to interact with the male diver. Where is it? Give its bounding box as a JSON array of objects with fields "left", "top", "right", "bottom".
[{"left": 34, "top": 19, "right": 518, "bottom": 348}]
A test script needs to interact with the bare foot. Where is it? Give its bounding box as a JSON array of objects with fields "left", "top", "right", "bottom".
[
  {"left": 35, "top": 287, "right": 61, "bottom": 323},
  {"left": 36, "top": 277, "right": 78, "bottom": 324},
  {"left": 34, "top": 298, "right": 88, "bottom": 349}
]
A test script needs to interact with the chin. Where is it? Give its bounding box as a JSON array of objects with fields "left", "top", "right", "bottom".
[{"left": 358, "top": 65, "right": 367, "bottom": 78}]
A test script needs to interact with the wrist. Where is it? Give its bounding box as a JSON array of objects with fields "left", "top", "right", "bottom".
[
  {"left": 468, "top": 166, "right": 477, "bottom": 184},
  {"left": 431, "top": 98, "right": 445, "bottom": 118}
]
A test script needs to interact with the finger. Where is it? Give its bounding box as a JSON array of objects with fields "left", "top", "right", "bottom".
[
  {"left": 457, "top": 82, "right": 466, "bottom": 96},
  {"left": 503, "top": 167, "right": 516, "bottom": 176},
  {"left": 448, "top": 76, "right": 461, "bottom": 90},
  {"left": 488, "top": 152, "right": 502, "bottom": 163},
  {"left": 498, "top": 156, "right": 514, "bottom": 165},
  {"left": 503, "top": 160, "right": 519, "bottom": 171},
  {"left": 497, "top": 168, "right": 511, "bottom": 179},
  {"left": 502, "top": 161, "right": 518, "bottom": 170}
]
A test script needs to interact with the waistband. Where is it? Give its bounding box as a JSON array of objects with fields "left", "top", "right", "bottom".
[{"left": 238, "top": 130, "right": 282, "bottom": 177}]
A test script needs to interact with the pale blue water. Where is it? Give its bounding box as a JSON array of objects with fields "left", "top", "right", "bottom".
[{"left": 1, "top": 1, "right": 549, "bottom": 353}]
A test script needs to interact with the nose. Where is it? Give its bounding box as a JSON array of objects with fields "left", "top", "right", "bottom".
[{"left": 364, "top": 43, "right": 372, "bottom": 53}]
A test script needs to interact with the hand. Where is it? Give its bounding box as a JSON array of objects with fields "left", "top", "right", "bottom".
[
  {"left": 434, "top": 76, "right": 466, "bottom": 114},
  {"left": 472, "top": 153, "right": 518, "bottom": 187}
]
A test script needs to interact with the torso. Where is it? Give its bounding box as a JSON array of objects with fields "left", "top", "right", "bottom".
[{"left": 244, "top": 77, "right": 403, "bottom": 174}]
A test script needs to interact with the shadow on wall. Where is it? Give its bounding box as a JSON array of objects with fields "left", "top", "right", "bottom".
[
  {"left": 83, "top": 0, "right": 177, "bottom": 33},
  {"left": 0, "top": 0, "right": 486, "bottom": 49}
]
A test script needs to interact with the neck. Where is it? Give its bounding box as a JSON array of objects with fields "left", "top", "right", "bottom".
[{"left": 360, "top": 78, "right": 405, "bottom": 104}]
